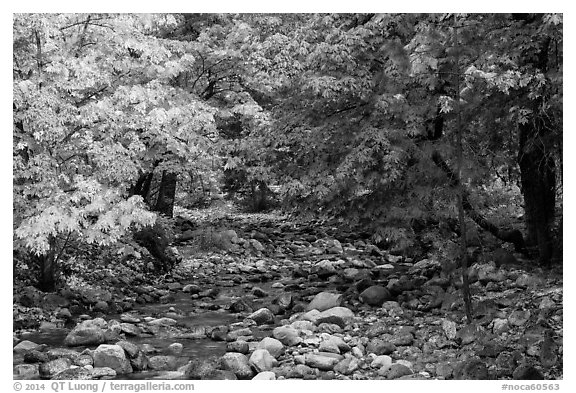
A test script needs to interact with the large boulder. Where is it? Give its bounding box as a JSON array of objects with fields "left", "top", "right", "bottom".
[
  {"left": 247, "top": 308, "right": 275, "bottom": 325},
  {"left": 39, "top": 358, "right": 72, "bottom": 379},
  {"left": 93, "top": 344, "right": 133, "bottom": 374},
  {"left": 182, "top": 359, "right": 218, "bottom": 380},
  {"left": 359, "top": 285, "right": 392, "bottom": 306},
  {"left": 252, "top": 371, "right": 276, "bottom": 380},
  {"left": 256, "top": 337, "right": 284, "bottom": 358},
  {"left": 304, "top": 353, "right": 341, "bottom": 371},
  {"left": 13, "top": 340, "right": 42, "bottom": 354},
  {"left": 302, "top": 307, "right": 355, "bottom": 328},
  {"left": 273, "top": 326, "right": 302, "bottom": 346},
  {"left": 64, "top": 326, "right": 106, "bottom": 347},
  {"left": 249, "top": 349, "right": 277, "bottom": 373},
  {"left": 148, "top": 355, "right": 177, "bottom": 371},
  {"left": 219, "top": 353, "right": 253, "bottom": 379},
  {"left": 306, "top": 292, "right": 342, "bottom": 312}
]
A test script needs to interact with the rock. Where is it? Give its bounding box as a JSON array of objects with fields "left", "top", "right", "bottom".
[
  {"left": 256, "top": 337, "right": 284, "bottom": 358},
  {"left": 13, "top": 364, "right": 40, "bottom": 380},
  {"left": 209, "top": 325, "right": 229, "bottom": 341},
  {"left": 93, "top": 344, "right": 133, "bottom": 374},
  {"left": 290, "top": 320, "right": 316, "bottom": 331},
  {"left": 94, "top": 300, "right": 109, "bottom": 312},
  {"left": 492, "top": 318, "right": 510, "bottom": 335},
  {"left": 220, "top": 353, "right": 253, "bottom": 379},
  {"left": 456, "top": 323, "right": 483, "bottom": 345},
  {"left": 304, "top": 353, "right": 340, "bottom": 371},
  {"left": 13, "top": 340, "right": 41, "bottom": 354},
  {"left": 276, "top": 293, "right": 293, "bottom": 310},
  {"left": 248, "top": 308, "right": 275, "bottom": 325},
  {"left": 342, "top": 268, "right": 361, "bottom": 281},
  {"left": 273, "top": 326, "right": 302, "bottom": 346},
  {"left": 56, "top": 308, "right": 72, "bottom": 319},
  {"left": 205, "top": 370, "right": 238, "bottom": 380},
  {"left": 516, "top": 274, "right": 545, "bottom": 288},
  {"left": 319, "top": 339, "right": 340, "bottom": 354},
  {"left": 359, "top": 285, "right": 392, "bottom": 306},
  {"left": 149, "top": 355, "right": 177, "bottom": 371},
  {"left": 115, "top": 340, "right": 140, "bottom": 358},
  {"left": 435, "top": 362, "right": 454, "bottom": 379},
  {"left": 250, "top": 239, "right": 265, "bottom": 251},
  {"left": 286, "top": 364, "right": 316, "bottom": 379},
  {"left": 39, "top": 358, "right": 72, "bottom": 378},
  {"left": 252, "top": 287, "right": 269, "bottom": 297},
  {"left": 182, "top": 284, "right": 202, "bottom": 294},
  {"left": 366, "top": 338, "right": 396, "bottom": 355},
  {"left": 454, "top": 358, "right": 489, "bottom": 380},
  {"left": 365, "top": 322, "right": 389, "bottom": 338},
  {"left": 371, "top": 355, "right": 393, "bottom": 369},
  {"left": 317, "top": 322, "right": 343, "bottom": 334},
  {"left": 226, "top": 340, "right": 250, "bottom": 354},
  {"left": 320, "top": 334, "right": 350, "bottom": 354},
  {"left": 351, "top": 346, "right": 364, "bottom": 358},
  {"left": 75, "top": 354, "right": 94, "bottom": 367},
  {"left": 226, "top": 328, "right": 252, "bottom": 341},
  {"left": 24, "top": 350, "right": 49, "bottom": 363},
  {"left": 91, "top": 367, "right": 117, "bottom": 378},
  {"left": 46, "top": 348, "right": 80, "bottom": 362},
  {"left": 120, "top": 323, "right": 142, "bottom": 336},
  {"left": 326, "top": 239, "right": 344, "bottom": 254},
  {"left": 391, "top": 333, "right": 414, "bottom": 346},
  {"left": 442, "top": 319, "right": 457, "bottom": 340},
  {"left": 147, "top": 317, "right": 177, "bottom": 326},
  {"left": 78, "top": 317, "right": 108, "bottom": 329},
  {"left": 408, "top": 258, "right": 442, "bottom": 276},
  {"left": 167, "top": 282, "right": 182, "bottom": 291},
  {"left": 182, "top": 359, "right": 218, "bottom": 380},
  {"left": 307, "top": 307, "right": 355, "bottom": 328},
  {"left": 334, "top": 357, "right": 360, "bottom": 375},
  {"left": 313, "top": 260, "right": 338, "bottom": 278},
  {"left": 249, "top": 349, "right": 277, "bottom": 373},
  {"left": 508, "top": 310, "right": 531, "bottom": 326},
  {"left": 52, "top": 368, "right": 93, "bottom": 380},
  {"left": 493, "top": 248, "right": 518, "bottom": 268},
  {"left": 380, "top": 363, "right": 413, "bottom": 379},
  {"left": 252, "top": 371, "right": 276, "bottom": 380},
  {"left": 306, "top": 291, "right": 343, "bottom": 311},
  {"left": 229, "top": 298, "right": 253, "bottom": 313},
  {"left": 513, "top": 363, "right": 544, "bottom": 380},
  {"left": 64, "top": 326, "right": 106, "bottom": 347},
  {"left": 120, "top": 313, "right": 141, "bottom": 323},
  {"left": 221, "top": 229, "right": 239, "bottom": 244},
  {"left": 168, "top": 343, "right": 184, "bottom": 355}
]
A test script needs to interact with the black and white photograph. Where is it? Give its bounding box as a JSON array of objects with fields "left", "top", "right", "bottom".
[{"left": 11, "top": 9, "right": 565, "bottom": 387}]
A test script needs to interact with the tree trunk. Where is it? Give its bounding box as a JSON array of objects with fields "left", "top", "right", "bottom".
[
  {"left": 154, "top": 171, "right": 177, "bottom": 217},
  {"left": 514, "top": 23, "right": 557, "bottom": 266},
  {"left": 34, "top": 238, "right": 57, "bottom": 292},
  {"left": 432, "top": 150, "right": 527, "bottom": 253},
  {"left": 518, "top": 118, "right": 556, "bottom": 265}
]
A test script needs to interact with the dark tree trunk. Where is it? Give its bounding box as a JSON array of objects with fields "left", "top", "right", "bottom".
[
  {"left": 514, "top": 23, "right": 557, "bottom": 265},
  {"left": 36, "top": 254, "right": 56, "bottom": 292},
  {"left": 518, "top": 118, "right": 556, "bottom": 265},
  {"left": 33, "top": 238, "right": 57, "bottom": 292},
  {"left": 130, "top": 160, "right": 161, "bottom": 206},
  {"left": 154, "top": 171, "right": 177, "bottom": 217}
]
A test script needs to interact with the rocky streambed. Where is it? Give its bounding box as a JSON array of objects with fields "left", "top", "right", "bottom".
[{"left": 13, "top": 217, "right": 563, "bottom": 380}]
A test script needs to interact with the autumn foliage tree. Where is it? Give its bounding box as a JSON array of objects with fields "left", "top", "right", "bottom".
[{"left": 13, "top": 13, "right": 562, "bottom": 291}]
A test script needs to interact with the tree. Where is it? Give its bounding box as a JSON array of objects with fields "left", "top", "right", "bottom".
[
  {"left": 13, "top": 14, "right": 219, "bottom": 288},
  {"left": 247, "top": 13, "right": 562, "bottom": 265}
]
